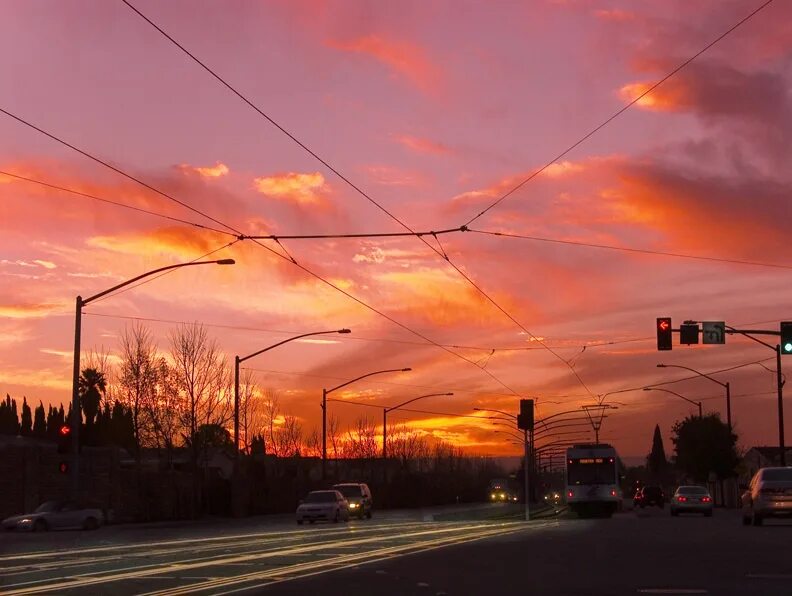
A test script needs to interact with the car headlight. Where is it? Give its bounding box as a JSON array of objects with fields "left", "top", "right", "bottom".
[
  {"left": 349, "top": 503, "right": 358, "bottom": 508},
  {"left": 19, "top": 518, "right": 32, "bottom": 524},
  {"left": 490, "top": 493, "right": 496, "bottom": 499}
]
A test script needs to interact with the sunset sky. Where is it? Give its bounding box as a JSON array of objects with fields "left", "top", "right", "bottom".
[{"left": 1, "top": 0, "right": 791, "bottom": 460}]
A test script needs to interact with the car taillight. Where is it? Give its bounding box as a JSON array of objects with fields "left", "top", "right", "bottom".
[
  {"left": 701, "top": 496, "right": 711, "bottom": 503},
  {"left": 610, "top": 490, "right": 617, "bottom": 497},
  {"left": 677, "top": 496, "right": 687, "bottom": 502},
  {"left": 567, "top": 491, "right": 573, "bottom": 498}
]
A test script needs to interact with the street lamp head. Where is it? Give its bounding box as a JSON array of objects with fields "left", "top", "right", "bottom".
[
  {"left": 216, "top": 259, "right": 236, "bottom": 265},
  {"left": 401, "top": 368, "right": 412, "bottom": 372},
  {"left": 642, "top": 387, "right": 652, "bottom": 392},
  {"left": 656, "top": 364, "right": 666, "bottom": 368},
  {"left": 337, "top": 328, "right": 352, "bottom": 334},
  {"left": 444, "top": 392, "right": 454, "bottom": 396}
]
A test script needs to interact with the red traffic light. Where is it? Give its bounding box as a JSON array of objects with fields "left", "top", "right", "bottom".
[
  {"left": 658, "top": 320, "right": 670, "bottom": 332},
  {"left": 59, "top": 425, "right": 71, "bottom": 436},
  {"left": 656, "top": 317, "right": 672, "bottom": 351}
]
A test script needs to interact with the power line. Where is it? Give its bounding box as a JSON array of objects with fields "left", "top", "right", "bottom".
[
  {"left": 248, "top": 227, "right": 464, "bottom": 241},
  {"left": 0, "top": 170, "right": 236, "bottom": 237},
  {"left": 326, "top": 397, "right": 496, "bottom": 421},
  {"left": 82, "top": 310, "right": 651, "bottom": 353},
  {"left": 88, "top": 239, "right": 241, "bottom": 305},
  {"left": 0, "top": 107, "right": 241, "bottom": 236},
  {"left": 469, "top": 229, "right": 792, "bottom": 271},
  {"left": 1, "top": 108, "right": 524, "bottom": 402},
  {"left": 120, "top": 0, "right": 589, "bottom": 397},
  {"left": 461, "top": 0, "right": 776, "bottom": 226}
]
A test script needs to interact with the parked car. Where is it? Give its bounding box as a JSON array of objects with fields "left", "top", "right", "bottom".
[
  {"left": 636, "top": 486, "right": 665, "bottom": 508},
  {"left": 742, "top": 467, "right": 792, "bottom": 526},
  {"left": 670, "top": 485, "right": 713, "bottom": 517},
  {"left": 333, "top": 483, "right": 373, "bottom": 519},
  {"left": 2, "top": 501, "right": 103, "bottom": 531},
  {"left": 296, "top": 490, "right": 350, "bottom": 525}
]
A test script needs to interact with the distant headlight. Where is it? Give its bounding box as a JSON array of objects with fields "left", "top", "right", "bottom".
[
  {"left": 349, "top": 503, "right": 358, "bottom": 508},
  {"left": 490, "top": 493, "right": 496, "bottom": 499},
  {"left": 500, "top": 492, "right": 506, "bottom": 498}
]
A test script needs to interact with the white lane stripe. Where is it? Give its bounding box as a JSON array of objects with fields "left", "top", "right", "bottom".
[{"left": 0, "top": 521, "right": 530, "bottom": 595}]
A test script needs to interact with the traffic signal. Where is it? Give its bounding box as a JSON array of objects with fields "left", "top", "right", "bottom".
[
  {"left": 781, "top": 322, "right": 792, "bottom": 355},
  {"left": 679, "top": 323, "right": 699, "bottom": 345},
  {"left": 518, "top": 399, "right": 534, "bottom": 431},
  {"left": 57, "top": 424, "right": 71, "bottom": 454},
  {"left": 656, "top": 317, "right": 672, "bottom": 351}
]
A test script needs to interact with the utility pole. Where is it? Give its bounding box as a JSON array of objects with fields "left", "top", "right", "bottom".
[
  {"left": 524, "top": 428, "right": 530, "bottom": 522},
  {"left": 777, "top": 345, "right": 786, "bottom": 466}
]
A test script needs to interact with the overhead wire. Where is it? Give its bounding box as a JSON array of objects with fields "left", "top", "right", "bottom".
[
  {"left": 0, "top": 113, "right": 525, "bottom": 400},
  {"left": 119, "top": 0, "right": 592, "bottom": 398},
  {"left": 460, "top": 0, "right": 776, "bottom": 227},
  {"left": 468, "top": 229, "right": 792, "bottom": 271}
]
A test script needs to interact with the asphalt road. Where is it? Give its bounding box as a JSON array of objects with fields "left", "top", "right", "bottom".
[{"left": 0, "top": 506, "right": 790, "bottom": 595}]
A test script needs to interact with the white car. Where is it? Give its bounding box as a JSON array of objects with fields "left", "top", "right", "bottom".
[
  {"left": 296, "top": 490, "right": 350, "bottom": 525},
  {"left": 2, "top": 501, "right": 103, "bottom": 531}
]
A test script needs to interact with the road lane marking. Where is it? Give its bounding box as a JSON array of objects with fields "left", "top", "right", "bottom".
[
  {"left": 206, "top": 525, "right": 532, "bottom": 596},
  {"left": 0, "top": 521, "right": 534, "bottom": 595}
]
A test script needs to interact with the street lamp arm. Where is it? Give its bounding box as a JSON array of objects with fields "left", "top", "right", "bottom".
[
  {"left": 494, "top": 429, "right": 524, "bottom": 442},
  {"left": 327, "top": 367, "right": 411, "bottom": 395},
  {"left": 657, "top": 363, "right": 726, "bottom": 388},
  {"left": 83, "top": 259, "right": 234, "bottom": 305},
  {"left": 724, "top": 325, "right": 777, "bottom": 351},
  {"left": 473, "top": 407, "right": 516, "bottom": 419},
  {"left": 643, "top": 387, "right": 699, "bottom": 408},
  {"left": 238, "top": 329, "right": 350, "bottom": 363},
  {"left": 386, "top": 392, "right": 453, "bottom": 413}
]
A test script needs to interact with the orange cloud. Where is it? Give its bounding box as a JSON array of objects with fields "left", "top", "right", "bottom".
[
  {"left": 0, "top": 303, "right": 67, "bottom": 319},
  {"left": 394, "top": 134, "right": 452, "bottom": 156},
  {"left": 253, "top": 172, "right": 330, "bottom": 206},
  {"left": 328, "top": 35, "right": 441, "bottom": 94},
  {"left": 619, "top": 81, "right": 688, "bottom": 111},
  {"left": 179, "top": 162, "right": 230, "bottom": 178},
  {"left": 87, "top": 226, "right": 228, "bottom": 261}
]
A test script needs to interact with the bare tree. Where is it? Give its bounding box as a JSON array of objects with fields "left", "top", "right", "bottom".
[
  {"left": 118, "top": 324, "right": 160, "bottom": 452},
  {"left": 143, "top": 358, "right": 183, "bottom": 458},
  {"left": 305, "top": 427, "right": 322, "bottom": 458},
  {"left": 261, "top": 389, "right": 281, "bottom": 456},
  {"left": 279, "top": 414, "right": 303, "bottom": 457},
  {"left": 344, "top": 416, "right": 379, "bottom": 459},
  {"left": 169, "top": 323, "right": 231, "bottom": 456},
  {"left": 328, "top": 413, "right": 341, "bottom": 460},
  {"left": 239, "top": 369, "right": 265, "bottom": 454},
  {"left": 387, "top": 422, "right": 430, "bottom": 467}
]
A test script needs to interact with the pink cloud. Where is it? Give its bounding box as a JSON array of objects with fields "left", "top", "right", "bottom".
[
  {"left": 393, "top": 134, "right": 452, "bottom": 156},
  {"left": 327, "top": 34, "right": 442, "bottom": 94}
]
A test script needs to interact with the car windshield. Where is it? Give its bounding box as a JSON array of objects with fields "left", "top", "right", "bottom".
[
  {"left": 335, "top": 485, "right": 363, "bottom": 498},
  {"left": 762, "top": 469, "right": 792, "bottom": 482},
  {"left": 304, "top": 492, "right": 337, "bottom": 503},
  {"left": 677, "top": 486, "right": 708, "bottom": 495},
  {"left": 34, "top": 501, "right": 61, "bottom": 513}
]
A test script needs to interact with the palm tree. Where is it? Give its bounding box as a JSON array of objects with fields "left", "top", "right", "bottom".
[{"left": 79, "top": 368, "right": 106, "bottom": 437}]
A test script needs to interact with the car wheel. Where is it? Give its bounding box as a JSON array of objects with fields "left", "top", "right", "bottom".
[
  {"left": 670, "top": 509, "right": 678, "bottom": 517},
  {"left": 82, "top": 517, "right": 99, "bottom": 531},
  {"left": 742, "top": 512, "right": 752, "bottom": 525},
  {"left": 752, "top": 511, "right": 763, "bottom": 526},
  {"left": 309, "top": 520, "right": 315, "bottom": 525},
  {"left": 297, "top": 520, "right": 304, "bottom": 525},
  {"left": 366, "top": 510, "right": 372, "bottom": 520},
  {"left": 33, "top": 519, "right": 48, "bottom": 532},
  {"left": 704, "top": 510, "right": 713, "bottom": 518},
  {"left": 333, "top": 511, "right": 340, "bottom": 523}
]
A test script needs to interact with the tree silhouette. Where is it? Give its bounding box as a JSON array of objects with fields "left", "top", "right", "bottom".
[
  {"left": 20, "top": 398, "right": 32, "bottom": 436},
  {"left": 647, "top": 424, "right": 668, "bottom": 480},
  {"left": 79, "top": 368, "right": 106, "bottom": 429},
  {"left": 672, "top": 414, "right": 738, "bottom": 482},
  {"left": 33, "top": 401, "right": 46, "bottom": 437}
]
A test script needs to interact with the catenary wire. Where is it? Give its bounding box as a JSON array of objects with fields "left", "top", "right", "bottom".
[{"left": 461, "top": 0, "right": 776, "bottom": 226}]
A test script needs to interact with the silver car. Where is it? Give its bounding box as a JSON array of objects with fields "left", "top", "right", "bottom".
[
  {"left": 670, "top": 485, "right": 713, "bottom": 517},
  {"left": 742, "top": 467, "right": 792, "bottom": 526},
  {"left": 296, "top": 490, "right": 350, "bottom": 525},
  {"left": 2, "top": 501, "right": 103, "bottom": 531}
]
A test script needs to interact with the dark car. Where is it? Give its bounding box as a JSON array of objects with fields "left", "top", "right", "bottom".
[
  {"left": 637, "top": 486, "right": 665, "bottom": 508},
  {"left": 333, "top": 483, "right": 373, "bottom": 519}
]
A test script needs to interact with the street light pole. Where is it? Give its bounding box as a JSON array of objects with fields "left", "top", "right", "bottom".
[
  {"left": 643, "top": 387, "right": 702, "bottom": 418},
  {"left": 321, "top": 367, "right": 411, "bottom": 479},
  {"left": 382, "top": 392, "right": 452, "bottom": 459},
  {"left": 657, "top": 364, "right": 731, "bottom": 431},
  {"left": 233, "top": 328, "right": 351, "bottom": 455},
  {"left": 71, "top": 258, "right": 235, "bottom": 499}
]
